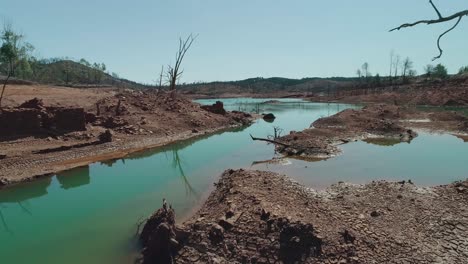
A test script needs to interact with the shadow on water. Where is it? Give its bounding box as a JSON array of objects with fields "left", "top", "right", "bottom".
[
  {"left": 0, "top": 178, "right": 52, "bottom": 204},
  {"left": 123, "top": 124, "right": 250, "bottom": 161},
  {"left": 0, "top": 177, "right": 52, "bottom": 234},
  {"left": 171, "top": 150, "right": 198, "bottom": 197},
  {"left": 56, "top": 166, "right": 91, "bottom": 190},
  {"left": 362, "top": 138, "right": 408, "bottom": 147},
  {"left": 100, "top": 159, "right": 120, "bottom": 167}
]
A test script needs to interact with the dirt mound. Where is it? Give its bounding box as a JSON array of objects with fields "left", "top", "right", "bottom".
[
  {"left": 140, "top": 169, "right": 468, "bottom": 263},
  {"left": 269, "top": 104, "right": 418, "bottom": 160},
  {"left": 313, "top": 104, "right": 408, "bottom": 136},
  {"left": 201, "top": 101, "right": 226, "bottom": 115},
  {"left": 138, "top": 170, "right": 327, "bottom": 264},
  {"left": 18, "top": 97, "right": 45, "bottom": 109}
]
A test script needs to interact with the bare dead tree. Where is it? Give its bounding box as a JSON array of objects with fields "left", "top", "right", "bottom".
[
  {"left": 166, "top": 34, "right": 197, "bottom": 98},
  {"left": 158, "top": 65, "right": 164, "bottom": 91},
  {"left": 390, "top": 1, "right": 468, "bottom": 60},
  {"left": 267, "top": 126, "right": 284, "bottom": 140}
]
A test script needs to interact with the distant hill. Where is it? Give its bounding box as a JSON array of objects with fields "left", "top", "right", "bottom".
[
  {"left": 179, "top": 77, "right": 358, "bottom": 96},
  {"left": 5, "top": 59, "right": 359, "bottom": 94},
  {"left": 6, "top": 58, "right": 464, "bottom": 97},
  {"left": 10, "top": 59, "right": 152, "bottom": 89}
]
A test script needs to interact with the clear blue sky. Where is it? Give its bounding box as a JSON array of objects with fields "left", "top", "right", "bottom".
[{"left": 2, "top": 0, "right": 467, "bottom": 84}]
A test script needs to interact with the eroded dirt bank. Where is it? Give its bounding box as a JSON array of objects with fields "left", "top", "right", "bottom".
[
  {"left": 0, "top": 85, "right": 253, "bottom": 186},
  {"left": 307, "top": 75, "right": 468, "bottom": 107},
  {"left": 271, "top": 104, "right": 468, "bottom": 160},
  {"left": 139, "top": 169, "right": 468, "bottom": 263}
]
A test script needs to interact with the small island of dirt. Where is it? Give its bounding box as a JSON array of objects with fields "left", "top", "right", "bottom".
[{"left": 259, "top": 104, "right": 468, "bottom": 160}]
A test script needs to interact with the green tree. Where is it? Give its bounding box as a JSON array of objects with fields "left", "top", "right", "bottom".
[
  {"left": 374, "top": 73, "right": 381, "bottom": 87},
  {"left": 433, "top": 64, "right": 448, "bottom": 79},
  {"left": 92, "top": 62, "right": 103, "bottom": 84},
  {"left": 79, "top": 58, "right": 91, "bottom": 67},
  {"left": 0, "top": 23, "right": 34, "bottom": 108},
  {"left": 425, "top": 64, "right": 448, "bottom": 79},
  {"left": 459, "top": 66, "right": 468, "bottom": 74}
]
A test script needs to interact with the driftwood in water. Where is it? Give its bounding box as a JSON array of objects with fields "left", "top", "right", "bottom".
[{"left": 249, "top": 134, "right": 291, "bottom": 147}]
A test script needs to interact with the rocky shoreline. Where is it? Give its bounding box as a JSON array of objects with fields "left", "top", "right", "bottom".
[{"left": 139, "top": 169, "right": 468, "bottom": 264}]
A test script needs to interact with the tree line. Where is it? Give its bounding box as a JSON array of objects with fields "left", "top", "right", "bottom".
[
  {"left": 355, "top": 52, "right": 467, "bottom": 89},
  {"left": 0, "top": 23, "right": 118, "bottom": 86}
]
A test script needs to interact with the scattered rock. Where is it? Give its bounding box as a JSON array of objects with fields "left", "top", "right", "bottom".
[
  {"left": 263, "top": 113, "right": 276, "bottom": 121},
  {"left": 98, "top": 130, "right": 113, "bottom": 143},
  {"left": 370, "top": 211, "right": 381, "bottom": 217},
  {"left": 201, "top": 101, "right": 226, "bottom": 115},
  {"left": 279, "top": 222, "right": 322, "bottom": 262},
  {"left": 209, "top": 224, "right": 225, "bottom": 244},
  {"left": 341, "top": 229, "right": 356, "bottom": 244}
]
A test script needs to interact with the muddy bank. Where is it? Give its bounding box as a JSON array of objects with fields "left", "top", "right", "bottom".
[
  {"left": 139, "top": 169, "right": 468, "bottom": 263},
  {"left": 0, "top": 86, "right": 253, "bottom": 186},
  {"left": 266, "top": 104, "right": 468, "bottom": 160}
]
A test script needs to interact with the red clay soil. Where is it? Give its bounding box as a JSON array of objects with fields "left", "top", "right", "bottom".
[
  {"left": 0, "top": 85, "right": 253, "bottom": 186},
  {"left": 138, "top": 169, "right": 468, "bottom": 263},
  {"left": 308, "top": 75, "right": 468, "bottom": 106}
]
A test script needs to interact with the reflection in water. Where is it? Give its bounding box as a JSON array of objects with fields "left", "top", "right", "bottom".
[
  {"left": 100, "top": 159, "right": 119, "bottom": 167},
  {"left": 363, "top": 138, "right": 409, "bottom": 147},
  {"left": 455, "top": 134, "right": 468, "bottom": 143},
  {"left": 0, "top": 207, "right": 13, "bottom": 234},
  {"left": 56, "top": 166, "right": 91, "bottom": 190},
  {"left": 124, "top": 124, "right": 250, "bottom": 161},
  {"left": 0, "top": 178, "right": 52, "bottom": 203},
  {"left": 171, "top": 150, "right": 197, "bottom": 197},
  {"left": 0, "top": 177, "right": 52, "bottom": 234}
]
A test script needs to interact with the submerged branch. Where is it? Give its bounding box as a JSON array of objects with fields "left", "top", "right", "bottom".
[{"left": 249, "top": 134, "right": 291, "bottom": 148}]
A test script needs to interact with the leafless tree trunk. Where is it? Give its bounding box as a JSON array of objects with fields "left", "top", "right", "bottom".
[
  {"left": 166, "top": 34, "right": 197, "bottom": 98},
  {"left": 389, "top": 51, "right": 394, "bottom": 85},
  {"left": 0, "top": 70, "right": 12, "bottom": 109},
  {"left": 158, "top": 66, "right": 164, "bottom": 90}
]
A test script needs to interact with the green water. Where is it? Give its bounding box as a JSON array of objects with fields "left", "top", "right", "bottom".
[{"left": 0, "top": 98, "right": 467, "bottom": 264}]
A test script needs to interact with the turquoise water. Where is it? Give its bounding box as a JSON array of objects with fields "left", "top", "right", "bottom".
[
  {"left": 0, "top": 98, "right": 466, "bottom": 264},
  {"left": 251, "top": 132, "right": 468, "bottom": 188}
]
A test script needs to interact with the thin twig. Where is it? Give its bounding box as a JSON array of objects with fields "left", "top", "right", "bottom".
[
  {"left": 429, "top": 0, "right": 443, "bottom": 19},
  {"left": 433, "top": 16, "right": 462, "bottom": 60},
  {"left": 389, "top": 1, "right": 467, "bottom": 60},
  {"left": 389, "top": 10, "right": 468, "bottom": 32}
]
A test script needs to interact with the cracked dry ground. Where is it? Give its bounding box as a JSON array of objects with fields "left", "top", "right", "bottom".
[{"left": 147, "top": 169, "right": 468, "bottom": 264}]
